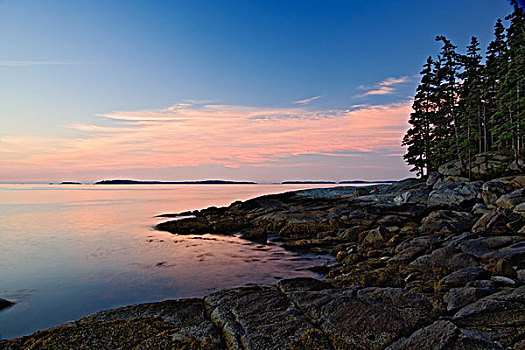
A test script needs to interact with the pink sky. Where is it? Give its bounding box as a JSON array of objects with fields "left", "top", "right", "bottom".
[{"left": 0, "top": 100, "right": 413, "bottom": 182}]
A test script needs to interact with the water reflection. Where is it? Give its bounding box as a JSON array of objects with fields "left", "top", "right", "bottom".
[{"left": 0, "top": 184, "right": 340, "bottom": 339}]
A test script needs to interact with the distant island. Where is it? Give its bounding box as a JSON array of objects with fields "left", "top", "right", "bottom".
[
  {"left": 339, "top": 180, "right": 395, "bottom": 184},
  {"left": 60, "top": 181, "right": 82, "bottom": 185},
  {"left": 281, "top": 181, "right": 336, "bottom": 184},
  {"left": 94, "top": 179, "right": 257, "bottom": 185}
]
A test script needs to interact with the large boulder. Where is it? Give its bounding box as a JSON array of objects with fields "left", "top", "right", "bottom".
[
  {"left": 409, "top": 246, "right": 478, "bottom": 273},
  {"left": 452, "top": 286, "right": 525, "bottom": 347},
  {"left": 419, "top": 210, "right": 474, "bottom": 236},
  {"left": 482, "top": 178, "right": 520, "bottom": 207},
  {"left": 428, "top": 182, "right": 482, "bottom": 209},
  {"left": 496, "top": 188, "right": 525, "bottom": 209},
  {"left": 393, "top": 183, "right": 430, "bottom": 205},
  {"left": 443, "top": 286, "right": 493, "bottom": 312},
  {"left": 459, "top": 236, "right": 522, "bottom": 258},
  {"left": 471, "top": 210, "right": 523, "bottom": 236}
]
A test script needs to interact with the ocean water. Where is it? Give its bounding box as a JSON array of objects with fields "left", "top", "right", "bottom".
[{"left": 0, "top": 183, "right": 344, "bottom": 339}]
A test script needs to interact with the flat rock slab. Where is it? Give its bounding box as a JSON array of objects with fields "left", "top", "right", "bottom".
[
  {"left": 452, "top": 286, "right": 525, "bottom": 347},
  {"left": 2, "top": 277, "right": 523, "bottom": 349},
  {"left": 387, "top": 320, "right": 503, "bottom": 350},
  {"left": 285, "top": 286, "right": 433, "bottom": 350},
  {"left": 204, "top": 285, "right": 321, "bottom": 350}
]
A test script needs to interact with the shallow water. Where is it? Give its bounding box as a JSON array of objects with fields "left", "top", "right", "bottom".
[{"left": 0, "top": 183, "right": 345, "bottom": 339}]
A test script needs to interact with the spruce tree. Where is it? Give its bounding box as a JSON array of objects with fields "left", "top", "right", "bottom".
[
  {"left": 402, "top": 2, "right": 523, "bottom": 177},
  {"left": 496, "top": 0, "right": 525, "bottom": 166},
  {"left": 459, "top": 36, "right": 483, "bottom": 178},
  {"left": 435, "top": 36, "right": 464, "bottom": 169},
  {"left": 484, "top": 19, "right": 507, "bottom": 151},
  {"left": 402, "top": 57, "right": 436, "bottom": 176}
]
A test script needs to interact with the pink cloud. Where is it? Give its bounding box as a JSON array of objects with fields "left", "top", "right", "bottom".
[
  {"left": 355, "top": 76, "right": 411, "bottom": 97},
  {"left": 0, "top": 101, "right": 412, "bottom": 180}
]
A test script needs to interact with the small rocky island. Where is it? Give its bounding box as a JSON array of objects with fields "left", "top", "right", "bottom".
[{"left": 2, "top": 152, "right": 524, "bottom": 349}]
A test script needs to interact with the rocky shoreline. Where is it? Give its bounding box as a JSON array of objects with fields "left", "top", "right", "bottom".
[{"left": 1, "top": 153, "right": 524, "bottom": 349}]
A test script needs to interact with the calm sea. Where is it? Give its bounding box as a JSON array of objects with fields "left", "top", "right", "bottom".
[{"left": 0, "top": 183, "right": 347, "bottom": 339}]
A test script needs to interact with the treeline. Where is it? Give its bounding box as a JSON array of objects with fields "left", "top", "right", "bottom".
[{"left": 402, "top": 0, "right": 524, "bottom": 178}]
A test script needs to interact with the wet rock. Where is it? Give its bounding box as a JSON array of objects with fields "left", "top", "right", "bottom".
[
  {"left": 514, "top": 202, "right": 525, "bottom": 217},
  {"left": 80, "top": 298, "right": 207, "bottom": 327},
  {"left": 344, "top": 210, "right": 379, "bottom": 227},
  {"left": 444, "top": 287, "right": 493, "bottom": 312},
  {"left": 409, "top": 246, "right": 478, "bottom": 273},
  {"left": 459, "top": 236, "right": 521, "bottom": 258},
  {"left": 281, "top": 238, "right": 342, "bottom": 253},
  {"left": 427, "top": 182, "right": 482, "bottom": 209},
  {"left": 0, "top": 318, "right": 187, "bottom": 350},
  {"left": 389, "top": 235, "right": 442, "bottom": 265},
  {"left": 485, "top": 258, "right": 517, "bottom": 278},
  {"left": 278, "top": 221, "right": 332, "bottom": 239},
  {"left": 453, "top": 286, "right": 525, "bottom": 327},
  {"left": 471, "top": 203, "right": 491, "bottom": 216},
  {"left": 207, "top": 215, "right": 251, "bottom": 234},
  {"left": 0, "top": 298, "right": 14, "bottom": 310},
  {"left": 441, "top": 231, "right": 475, "bottom": 247},
  {"left": 471, "top": 210, "right": 522, "bottom": 235},
  {"left": 481, "top": 240, "right": 525, "bottom": 264},
  {"left": 156, "top": 217, "right": 211, "bottom": 235},
  {"left": 438, "top": 267, "right": 491, "bottom": 291},
  {"left": 496, "top": 188, "right": 525, "bottom": 209},
  {"left": 278, "top": 277, "right": 335, "bottom": 294},
  {"left": 419, "top": 210, "right": 473, "bottom": 236},
  {"left": 465, "top": 279, "right": 494, "bottom": 290},
  {"left": 517, "top": 269, "right": 525, "bottom": 283},
  {"left": 386, "top": 320, "right": 457, "bottom": 350},
  {"left": 490, "top": 275, "right": 516, "bottom": 285},
  {"left": 359, "top": 227, "right": 389, "bottom": 245},
  {"left": 386, "top": 320, "right": 503, "bottom": 350},
  {"left": 240, "top": 228, "right": 268, "bottom": 242},
  {"left": 3, "top": 299, "right": 223, "bottom": 350}
]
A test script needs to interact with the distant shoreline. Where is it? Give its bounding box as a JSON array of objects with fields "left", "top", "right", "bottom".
[
  {"left": 92, "top": 179, "right": 396, "bottom": 185},
  {"left": 0, "top": 179, "right": 398, "bottom": 185},
  {"left": 94, "top": 179, "right": 257, "bottom": 185}
]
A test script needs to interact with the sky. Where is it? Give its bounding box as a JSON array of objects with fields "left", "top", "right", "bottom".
[{"left": 0, "top": 0, "right": 515, "bottom": 182}]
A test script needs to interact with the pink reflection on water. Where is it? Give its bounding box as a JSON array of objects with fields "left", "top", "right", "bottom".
[{"left": 0, "top": 183, "right": 343, "bottom": 339}]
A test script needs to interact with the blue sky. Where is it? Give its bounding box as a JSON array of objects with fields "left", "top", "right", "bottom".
[{"left": 0, "top": 1, "right": 515, "bottom": 182}]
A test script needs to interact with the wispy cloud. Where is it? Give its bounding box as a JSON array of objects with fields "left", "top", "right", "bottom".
[
  {"left": 293, "top": 95, "right": 322, "bottom": 105},
  {"left": 355, "top": 76, "right": 410, "bottom": 98},
  {"left": 0, "top": 60, "right": 91, "bottom": 67},
  {"left": 0, "top": 100, "right": 412, "bottom": 180}
]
